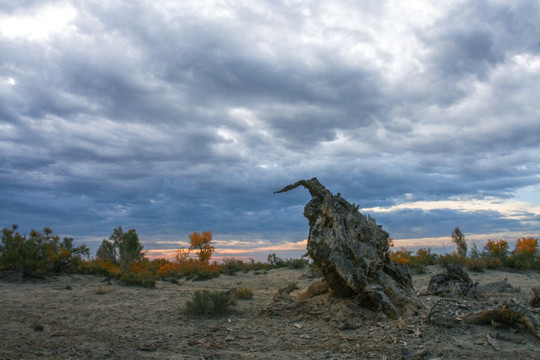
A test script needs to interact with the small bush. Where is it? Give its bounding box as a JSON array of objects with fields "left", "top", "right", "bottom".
[
  {"left": 437, "top": 253, "right": 466, "bottom": 267},
  {"left": 234, "top": 287, "right": 254, "bottom": 300},
  {"left": 221, "top": 258, "right": 246, "bottom": 275},
  {"left": 390, "top": 248, "right": 412, "bottom": 265},
  {"left": 183, "top": 269, "right": 220, "bottom": 281},
  {"left": 95, "top": 286, "right": 107, "bottom": 295},
  {"left": 267, "top": 253, "right": 287, "bottom": 268},
  {"left": 166, "top": 277, "right": 179, "bottom": 284},
  {"left": 285, "top": 257, "right": 310, "bottom": 269},
  {"left": 119, "top": 273, "right": 156, "bottom": 288},
  {"left": 184, "top": 290, "right": 236, "bottom": 316},
  {"left": 466, "top": 258, "right": 487, "bottom": 272},
  {"left": 484, "top": 239, "right": 509, "bottom": 260},
  {"left": 506, "top": 253, "right": 538, "bottom": 270},
  {"left": 484, "top": 257, "right": 504, "bottom": 269}
]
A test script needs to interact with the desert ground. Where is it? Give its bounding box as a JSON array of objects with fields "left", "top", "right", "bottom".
[{"left": 1, "top": 266, "right": 539, "bottom": 359}]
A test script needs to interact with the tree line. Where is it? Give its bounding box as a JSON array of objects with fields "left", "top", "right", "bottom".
[
  {"left": 1, "top": 225, "right": 538, "bottom": 286},
  {"left": 0, "top": 225, "right": 309, "bottom": 286},
  {"left": 390, "top": 226, "right": 540, "bottom": 273}
]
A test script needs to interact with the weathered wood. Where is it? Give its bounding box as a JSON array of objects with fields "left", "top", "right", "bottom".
[
  {"left": 273, "top": 282, "right": 298, "bottom": 301},
  {"left": 530, "top": 287, "right": 540, "bottom": 307},
  {"left": 275, "top": 177, "right": 415, "bottom": 317},
  {"left": 477, "top": 278, "right": 519, "bottom": 295},
  {"left": 427, "top": 264, "right": 476, "bottom": 297},
  {"left": 458, "top": 298, "right": 540, "bottom": 339},
  {"left": 296, "top": 279, "right": 330, "bottom": 301}
]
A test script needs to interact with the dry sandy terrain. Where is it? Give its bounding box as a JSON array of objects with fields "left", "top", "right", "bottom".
[{"left": 1, "top": 266, "right": 539, "bottom": 359}]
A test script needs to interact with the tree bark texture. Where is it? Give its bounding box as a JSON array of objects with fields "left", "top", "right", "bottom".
[{"left": 275, "top": 177, "right": 414, "bottom": 317}]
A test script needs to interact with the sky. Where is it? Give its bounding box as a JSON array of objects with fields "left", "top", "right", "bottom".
[{"left": 1, "top": 0, "right": 539, "bottom": 261}]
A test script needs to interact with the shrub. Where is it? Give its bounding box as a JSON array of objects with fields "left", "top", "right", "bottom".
[
  {"left": 178, "top": 259, "right": 221, "bottom": 281},
  {"left": 437, "top": 253, "right": 466, "bottom": 268},
  {"left": 390, "top": 248, "right": 412, "bottom": 265},
  {"left": 234, "top": 287, "right": 254, "bottom": 300},
  {"left": 0, "top": 225, "right": 89, "bottom": 277},
  {"left": 285, "top": 257, "right": 310, "bottom": 269},
  {"left": 188, "top": 269, "right": 220, "bottom": 281},
  {"left": 184, "top": 290, "right": 236, "bottom": 316},
  {"left": 465, "top": 258, "right": 487, "bottom": 272},
  {"left": 96, "top": 227, "right": 144, "bottom": 272},
  {"left": 506, "top": 237, "right": 539, "bottom": 270},
  {"left": 221, "top": 258, "right": 246, "bottom": 275},
  {"left": 514, "top": 237, "right": 538, "bottom": 256},
  {"left": 485, "top": 239, "right": 509, "bottom": 260},
  {"left": 415, "top": 248, "right": 438, "bottom": 265},
  {"left": 267, "top": 253, "right": 287, "bottom": 268},
  {"left": 119, "top": 273, "right": 156, "bottom": 288},
  {"left": 483, "top": 257, "right": 504, "bottom": 269},
  {"left": 451, "top": 227, "right": 468, "bottom": 259}
]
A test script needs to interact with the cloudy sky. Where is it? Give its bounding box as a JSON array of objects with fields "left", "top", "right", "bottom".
[{"left": 1, "top": 0, "right": 539, "bottom": 259}]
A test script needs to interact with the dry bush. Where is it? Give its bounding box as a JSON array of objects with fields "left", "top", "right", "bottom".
[
  {"left": 119, "top": 273, "right": 156, "bottom": 288},
  {"left": 184, "top": 290, "right": 236, "bottom": 316},
  {"left": 234, "top": 287, "right": 254, "bottom": 300}
]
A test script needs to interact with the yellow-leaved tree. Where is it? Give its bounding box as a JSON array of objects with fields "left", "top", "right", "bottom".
[{"left": 189, "top": 231, "right": 215, "bottom": 263}]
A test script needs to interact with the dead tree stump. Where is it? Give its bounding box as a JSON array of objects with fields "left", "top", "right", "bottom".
[
  {"left": 427, "top": 264, "right": 476, "bottom": 297},
  {"left": 274, "top": 177, "right": 415, "bottom": 317}
]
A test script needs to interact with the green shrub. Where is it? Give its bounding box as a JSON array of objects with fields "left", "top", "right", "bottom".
[
  {"left": 119, "top": 273, "right": 156, "bottom": 288},
  {"left": 243, "top": 258, "right": 271, "bottom": 272},
  {"left": 267, "top": 253, "right": 287, "bottom": 268},
  {"left": 465, "top": 258, "right": 487, "bottom": 272},
  {"left": 184, "top": 290, "right": 236, "bottom": 316},
  {"left": 437, "top": 253, "right": 466, "bottom": 268},
  {"left": 234, "top": 287, "right": 254, "bottom": 300},
  {"left": 0, "top": 225, "right": 89, "bottom": 277},
  {"left": 505, "top": 253, "right": 539, "bottom": 270},
  {"left": 183, "top": 268, "right": 220, "bottom": 281},
  {"left": 285, "top": 257, "right": 310, "bottom": 269},
  {"left": 221, "top": 258, "right": 246, "bottom": 275},
  {"left": 409, "top": 260, "right": 427, "bottom": 274},
  {"left": 484, "top": 257, "right": 504, "bottom": 269}
]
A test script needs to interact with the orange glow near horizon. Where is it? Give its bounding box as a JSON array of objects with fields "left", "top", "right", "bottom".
[{"left": 145, "top": 232, "right": 540, "bottom": 262}]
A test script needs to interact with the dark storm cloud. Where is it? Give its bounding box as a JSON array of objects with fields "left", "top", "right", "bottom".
[{"left": 1, "top": 0, "right": 539, "bottom": 251}]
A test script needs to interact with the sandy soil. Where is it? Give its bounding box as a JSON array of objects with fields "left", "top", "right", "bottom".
[{"left": 0, "top": 266, "right": 539, "bottom": 359}]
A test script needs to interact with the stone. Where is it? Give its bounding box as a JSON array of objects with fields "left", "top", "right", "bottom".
[{"left": 274, "top": 177, "right": 415, "bottom": 317}]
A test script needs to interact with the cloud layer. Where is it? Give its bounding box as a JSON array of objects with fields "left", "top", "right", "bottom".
[{"left": 1, "top": 0, "right": 539, "bottom": 256}]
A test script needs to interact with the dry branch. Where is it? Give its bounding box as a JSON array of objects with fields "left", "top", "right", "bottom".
[{"left": 458, "top": 298, "right": 540, "bottom": 339}]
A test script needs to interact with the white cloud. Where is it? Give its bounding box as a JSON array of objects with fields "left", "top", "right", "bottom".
[
  {"left": 363, "top": 196, "right": 540, "bottom": 223},
  {"left": 0, "top": 3, "right": 77, "bottom": 41}
]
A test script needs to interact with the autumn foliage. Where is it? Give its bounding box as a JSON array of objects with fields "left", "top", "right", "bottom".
[
  {"left": 485, "top": 239, "right": 509, "bottom": 259},
  {"left": 514, "top": 237, "right": 538, "bottom": 256},
  {"left": 188, "top": 231, "right": 215, "bottom": 262},
  {"left": 389, "top": 228, "right": 539, "bottom": 271}
]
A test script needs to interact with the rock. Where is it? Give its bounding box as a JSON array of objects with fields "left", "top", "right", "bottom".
[
  {"left": 427, "top": 264, "right": 475, "bottom": 297},
  {"left": 274, "top": 177, "right": 415, "bottom": 317},
  {"left": 31, "top": 322, "right": 44, "bottom": 331}
]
